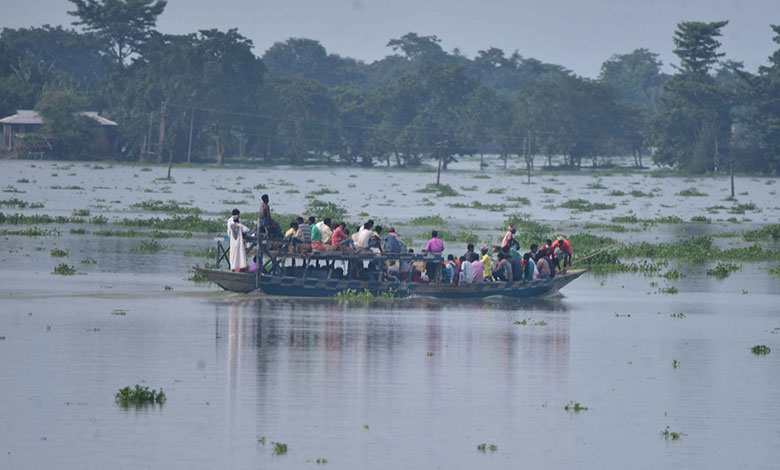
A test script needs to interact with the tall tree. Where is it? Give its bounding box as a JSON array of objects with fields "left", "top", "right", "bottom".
[
  {"left": 35, "top": 90, "right": 100, "bottom": 159},
  {"left": 600, "top": 48, "right": 666, "bottom": 112},
  {"left": 672, "top": 20, "right": 729, "bottom": 76},
  {"left": 67, "top": 0, "right": 167, "bottom": 65}
]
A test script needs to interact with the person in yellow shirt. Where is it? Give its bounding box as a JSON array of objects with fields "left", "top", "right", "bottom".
[{"left": 480, "top": 246, "right": 493, "bottom": 281}]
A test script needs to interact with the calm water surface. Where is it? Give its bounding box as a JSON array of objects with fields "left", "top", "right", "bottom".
[{"left": 1, "top": 161, "right": 779, "bottom": 469}]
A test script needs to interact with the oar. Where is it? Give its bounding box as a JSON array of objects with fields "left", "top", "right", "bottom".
[{"left": 571, "top": 242, "right": 621, "bottom": 266}]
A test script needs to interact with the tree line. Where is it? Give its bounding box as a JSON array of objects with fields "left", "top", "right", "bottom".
[{"left": 0, "top": 0, "right": 778, "bottom": 174}]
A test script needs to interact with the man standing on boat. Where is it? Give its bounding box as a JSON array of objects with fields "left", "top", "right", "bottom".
[
  {"left": 259, "top": 194, "right": 282, "bottom": 239},
  {"left": 228, "top": 209, "right": 251, "bottom": 272}
]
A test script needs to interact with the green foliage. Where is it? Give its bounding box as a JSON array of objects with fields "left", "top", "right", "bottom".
[
  {"left": 0, "top": 198, "right": 44, "bottom": 209},
  {"left": 751, "top": 345, "right": 771, "bottom": 355},
  {"left": 661, "top": 426, "right": 681, "bottom": 441},
  {"left": 131, "top": 200, "right": 201, "bottom": 214},
  {"left": 53, "top": 263, "right": 76, "bottom": 275},
  {"left": 50, "top": 248, "right": 69, "bottom": 257},
  {"left": 34, "top": 90, "right": 100, "bottom": 160},
  {"left": 115, "top": 384, "right": 166, "bottom": 406},
  {"left": 272, "top": 442, "right": 288, "bottom": 455},
  {"left": 677, "top": 187, "right": 708, "bottom": 197},
  {"left": 564, "top": 401, "right": 588, "bottom": 412},
  {"left": 333, "top": 288, "right": 395, "bottom": 302},
  {"left": 415, "top": 184, "right": 460, "bottom": 197},
  {"left": 407, "top": 215, "right": 446, "bottom": 226},
  {"left": 117, "top": 214, "right": 222, "bottom": 232},
  {"left": 130, "top": 239, "right": 164, "bottom": 253},
  {"left": 447, "top": 201, "right": 506, "bottom": 212},
  {"left": 706, "top": 262, "right": 740, "bottom": 278},
  {"left": 559, "top": 199, "right": 616, "bottom": 212},
  {"left": 305, "top": 199, "right": 347, "bottom": 222},
  {"left": 476, "top": 443, "right": 498, "bottom": 453},
  {"left": 583, "top": 223, "right": 626, "bottom": 233}
]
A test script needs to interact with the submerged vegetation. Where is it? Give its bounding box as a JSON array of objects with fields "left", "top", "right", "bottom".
[
  {"left": 706, "top": 262, "right": 740, "bottom": 279},
  {"left": 751, "top": 345, "right": 771, "bottom": 355},
  {"left": 53, "top": 263, "right": 76, "bottom": 275},
  {"left": 333, "top": 289, "right": 395, "bottom": 303}
]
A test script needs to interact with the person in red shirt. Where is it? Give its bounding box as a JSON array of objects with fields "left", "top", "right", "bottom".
[
  {"left": 551, "top": 235, "right": 572, "bottom": 273},
  {"left": 331, "top": 222, "right": 348, "bottom": 248}
]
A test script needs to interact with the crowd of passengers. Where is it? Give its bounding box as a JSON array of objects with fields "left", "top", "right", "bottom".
[{"left": 234, "top": 194, "right": 573, "bottom": 282}]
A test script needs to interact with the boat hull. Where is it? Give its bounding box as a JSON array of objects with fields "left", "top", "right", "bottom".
[{"left": 194, "top": 267, "right": 587, "bottom": 299}]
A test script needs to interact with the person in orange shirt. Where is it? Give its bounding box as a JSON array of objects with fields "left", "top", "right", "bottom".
[{"left": 551, "top": 235, "right": 572, "bottom": 273}]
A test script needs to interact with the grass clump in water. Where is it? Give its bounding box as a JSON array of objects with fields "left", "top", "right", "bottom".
[
  {"left": 115, "top": 384, "right": 166, "bottom": 406},
  {"left": 414, "top": 183, "right": 460, "bottom": 197},
  {"left": 690, "top": 215, "right": 711, "bottom": 223},
  {"left": 131, "top": 239, "right": 164, "bottom": 253},
  {"left": 50, "top": 248, "right": 68, "bottom": 257},
  {"left": 706, "top": 262, "right": 740, "bottom": 279},
  {"left": 564, "top": 401, "right": 588, "bottom": 412},
  {"left": 53, "top": 263, "right": 76, "bottom": 275},
  {"left": 751, "top": 345, "right": 771, "bottom": 355},
  {"left": 448, "top": 201, "right": 507, "bottom": 212},
  {"left": 272, "top": 442, "right": 288, "bottom": 455},
  {"left": 306, "top": 199, "right": 347, "bottom": 221},
  {"left": 131, "top": 200, "right": 201, "bottom": 214},
  {"left": 407, "top": 215, "right": 446, "bottom": 226},
  {"left": 677, "top": 187, "right": 708, "bottom": 197},
  {"left": 559, "top": 199, "right": 616, "bottom": 212},
  {"left": 661, "top": 426, "right": 681, "bottom": 441},
  {"left": 583, "top": 223, "right": 626, "bottom": 233},
  {"left": 0, "top": 198, "right": 44, "bottom": 209},
  {"left": 477, "top": 443, "right": 498, "bottom": 452},
  {"left": 729, "top": 202, "right": 757, "bottom": 214},
  {"left": 742, "top": 224, "right": 780, "bottom": 241},
  {"left": 334, "top": 289, "right": 395, "bottom": 303}
]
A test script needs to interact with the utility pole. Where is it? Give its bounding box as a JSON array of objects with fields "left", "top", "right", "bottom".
[
  {"left": 730, "top": 158, "right": 735, "bottom": 198},
  {"left": 435, "top": 140, "right": 448, "bottom": 185},
  {"left": 157, "top": 100, "right": 167, "bottom": 164},
  {"left": 187, "top": 108, "right": 194, "bottom": 164},
  {"left": 144, "top": 111, "right": 154, "bottom": 163}
]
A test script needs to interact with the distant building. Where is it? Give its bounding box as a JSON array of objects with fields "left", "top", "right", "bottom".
[{"left": 1, "top": 110, "right": 118, "bottom": 158}]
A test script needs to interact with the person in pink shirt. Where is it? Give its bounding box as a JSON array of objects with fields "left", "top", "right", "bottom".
[
  {"left": 424, "top": 231, "right": 444, "bottom": 254},
  {"left": 471, "top": 258, "right": 484, "bottom": 283},
  {"left": 501, "top": 226, "right": 518, "bottom": 249}
]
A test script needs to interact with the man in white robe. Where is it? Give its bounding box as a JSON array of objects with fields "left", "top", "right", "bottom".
[{"left": 227, "top": 209, "right": 251, "bottom": 272}]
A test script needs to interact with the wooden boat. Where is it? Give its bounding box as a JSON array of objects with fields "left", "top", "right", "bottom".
[{"left": 194, "top": 237, "right": 586, "bottom": 299}]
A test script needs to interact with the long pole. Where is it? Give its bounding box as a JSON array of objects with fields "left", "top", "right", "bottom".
[
  {"left": 435, "top": 140, "right": 447, "bottom": 185},
  {"left": 730, "top": 158, "right": 735, "bottom": 198},
  {"left": 157, "top": 100, "right": 167, "bottom": 164},
  {"left": 187, "top": 108, "right": 194, "bottom": 164},
  {"left": 144, "top": 111, "right": 153, "bottom": 162}
]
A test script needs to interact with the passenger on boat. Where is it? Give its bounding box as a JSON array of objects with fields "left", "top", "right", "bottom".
[
  {"left": 356, "top": 221, "right": 374, "bottom": 250},
  {"left": 316, "top": 218, "right": 333, "bottom": 245},
  {"left": 368, "top": 226, "right": 384, "bottom": 253},
  {"left": 259, "top": 194, "right": 282, "bottom": 239},
  {"left": 400, "top": 249, "right": 414, "bottom": 281},
  {"left": 447, "top": 254, "right": 460, "bottom": 285},
  {"left": 340, "top": 226, "right": 356, "bottom": 249},
  {"left": 480, "top": 246, "right": 493, "bottom": 281},
  {"left": 471, "top": 256, "right": 484, "bottom": 283},
  {"left": 331, "top": 222, "right": 348, "bottom": 247},
  {"left": 510, "top": 252, "right": 523, "bottom": 281},
  {"left": 383, "top": 227, "right": 404, "bottom": 253},
  {"left": 495, "top": 253, "right": 513, "bottom": 281},
  {"left": 459, "top": 256, "right": 473, "bottom": 284},
  {"left": 541, "top": 239, "right": 553, "bottom": 257},
  {"left": 536, "top": 249, "right": 554, "bottom": 278},
  {"left": 521, "top": 252, "right": 537, "bottom": 280},
  {"left": 298, "top": 216, "right": 313, "bottom": 244},
  {"left": 423, "top": 230, "right": 444, "bottom": 281},
  {"left": 463, "top": 243, "right": 477, "bottom": 262},
  {"left": 310, "top": 221, "right": 325, "bottom": 251},
  {"left": 501, "top": 226, "right": 519, "bottom": 249},
  {"left": 552, "top": 235, "right": 572, "bottom": 273},
  {"left": 284, "top": 221, "right": 304, "bottom": 242},
  {"left": 527, "top": 243, "right": 539, "bottom": 260},
  {"left": 386, "top": 261, "right": 400, "bottom": 281},
  {"left": 227, "top": 209, "right": 251, "bottom": 272}
]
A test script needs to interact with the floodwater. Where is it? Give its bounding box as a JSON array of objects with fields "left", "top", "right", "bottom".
[{"left": 1, "top": 159, "right": 779, "bottom": 469}]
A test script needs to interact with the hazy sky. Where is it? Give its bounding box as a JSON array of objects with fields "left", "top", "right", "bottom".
[{"left": 3, "top": 0, "right": 777, "bottom": 77}]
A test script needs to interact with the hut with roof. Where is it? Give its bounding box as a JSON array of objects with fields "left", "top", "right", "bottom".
[{"left": 1, "top": 110, "right": 118, "bottom": 158}]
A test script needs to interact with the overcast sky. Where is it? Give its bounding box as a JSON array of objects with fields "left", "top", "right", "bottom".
[{"left": 3, "top": 0, "right": 777, "bottom": 77}]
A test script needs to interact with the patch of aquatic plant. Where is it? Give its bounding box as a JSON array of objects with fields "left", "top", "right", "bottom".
[
  {"left": 53, "top": 263, "right": 76, "bottom": 275},
  {"left": 316, "top": 458, "right": 328, "bottom": 464},
  {"left": 272, "top": 442, "right": 288, "bottom": 455},
  {"left": 447, "top": 201, "right": 507, "bottom": 212},
  {"left": 583, "top": 223, "right": 626, "bottom": 233},
  {"left": 220, "top": 199, "right": 246, "bottom": 205},
  {"left": 477, "top": 443, "right": 498, "bottom": 453},
  {"left": 559, "top": 199, "right": 615, "bottom": 212},
  {"left": 630, "top": 189, "right": 654, "bottom": 198},
  {"left": 50, "top": 248, "right": 68, "bottom": 257},
  {"left": 50, "top": 185, "right": 85, "bottom": 190},
  {"left": 741, "top": 224, "right": 780, "bottom": 241},
  {"left": 0, "top": 227, "right": 54, "bottom": 237},
  {"left": 770, "top": 266, "right": 780, "bottom": 277},
  {"left": 111, "top": 309, "right": 127, "bottom": 316},
  {"left": 437, "top": 230, "right": 480, "bottom": 244},
  {"left": 677, "top": 187, "right": 708, "bottom": 197},
  {"left": 0, "top": 198, "right": 44, "bottom": 209},
  {"left": 407, "top": 215, "right": 446, "bottom": 226},
  {"left": 72, "top": 209, "right": 90, "bottom": 217},
  {"left": 670, "top": 312, "right": 685, "bottom": 319},
  {"left": 70, "top": 228, "right": 88, "bottom": 235},
  {"left": 473, "top": 174, "right": 491, "bottom": 179},
  {"left": 131, "top": 200, "right": 201, "bottom": 214},
  {"left": 460, "top": 185, "right": 478, "bottom": 191},
  {"left": 16, "top": 178, "right": 30, "bottom": 183},
  {"left": 117, "top": 214, "right": 223, "bottom": 233},
  {"left": 80, "top": 257, "right": 96, "bottom": 264},
  {"left": 3, "top": 185, "right": 25, "bottom": 193},
  {"left": 414, "top": 183, "right": 460, "bottom": 197},
  {"left": 115, "top": 384, "right": 166, "bottom": 406},
  {"left": 751, "top": 345, "right": 771, "bottom": 355},
  {"left": 658, "top": 285, "right": 679, "bottom": 294},
  {"left": 661, "top": 426, "right": 681, "bottom": 441},
  {"left": 706, "top": 262, "right": 740, "bottom": 279},
  {"left": 334, "top": 289, "right": 395, "bottom": 302},
  {"left": 487, "top": 187, "right": 505, "bottom": 194},
  {"left": 542, "top": 187, "right": 559, "bottom": 194},
  {"left": 306, "top": 199, "right": 348, "bottom": 222},
  {"left": 672, "top": 359, "right": 680, "bottom": 369},
  {"left": 729, "top": 202, "right": 758, "bottom": 214},
  {"left": 184, "top": 246, "right": 217, "bottom": 259},
  {"left": 690, "top": 215, "right": 711, "bottom": 223},
  {"left": 662, "top": 269, "right": 683, "bottom": 280},
  {"left": 608, "top": 190, "right": 626, "bottom": 197},
  {"left": 611, "top": 214, "right": 683, "bottom": 224},
  {"left": 564, "top": 401, "right": 588, "bottom": 412},
  {"left": 0, "top": 213, "right": 85, "bottom": 225},
  {"left": 94, "top": 229, "right": 192, "bottom": 239},
  {"left": 507, "top": 196, "right": 530, "bottom": 205},
  {"left": 585, "top": 181, "right": 607, "bottom": 190},
  {"left": 131, "top": 239, "right": 165, "bottom": 253}
]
